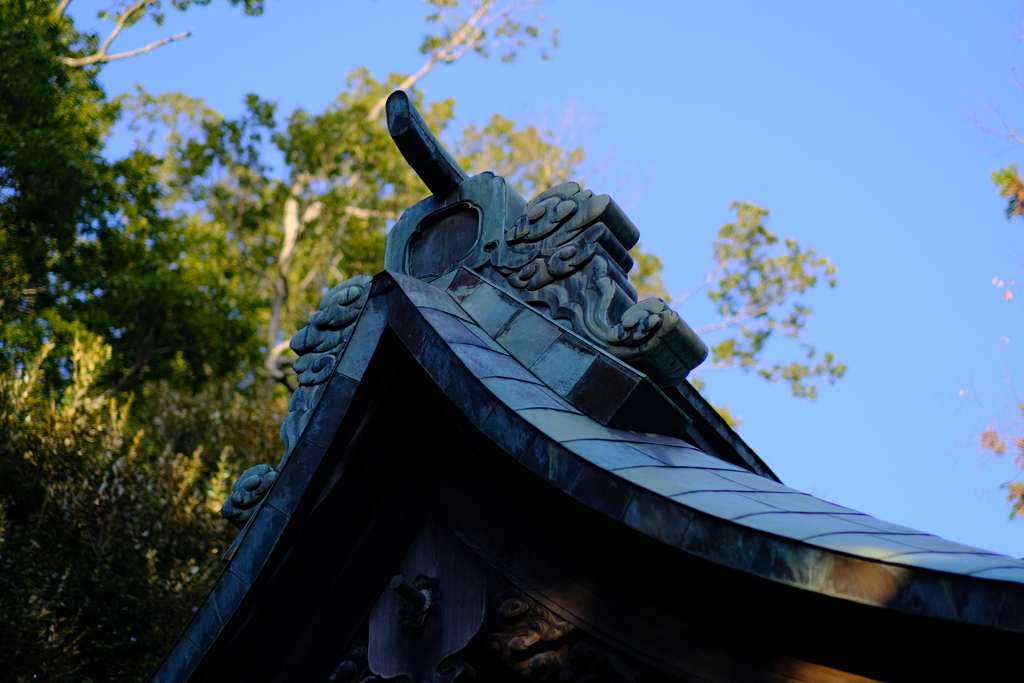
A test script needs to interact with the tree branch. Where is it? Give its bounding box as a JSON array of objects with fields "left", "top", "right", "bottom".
[
  {"left": 695, "top": 298, "right": 790, "bottom": 335},
  {"left": 63, "top": 30, "right": 192, "bottom": 66},
  {"left": 60, "top": 0, "right": 192, "bottom": 67},
  {"left": 675, "top": 264, "right": 723, "bottom": 306},
  {"left": 297, "top": 262, "right": 323, "bottom": 292},
  {"left": 365, "top": 0, "right": 497, "bottom": 121},
  {"left": 366, "top": 57, "right": 438, "bottom": 122},
  {"left": 56, "top": 0, "right": 73, "bottom": 18},
  {"left": 100, "top": 0, "right": 154, "bottom": 55},
  {"left": 343, "top": 205, "right": 399, "bottom": 221},
  {"left": 266, "top": 340, "right": 291, "bottom": 363}
]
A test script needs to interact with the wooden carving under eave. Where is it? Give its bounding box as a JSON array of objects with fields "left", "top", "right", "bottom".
[
  {"left": 328, "top": 647, "right": 382, "bottom": 683},
  {"left": 369, "top": 517, "right": 487, "bottom": 683},
  {"left": 487, "top": 590, "right": 644, "bottom": 683},
  {"left": 329, "top": 646, "right": 473, "bottom": 683},
  {"left": 484, "top": 183, "right": 707, "bottom": 386}
]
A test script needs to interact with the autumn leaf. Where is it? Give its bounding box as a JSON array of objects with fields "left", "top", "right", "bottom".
[{"left": 981, "top": 426, "right": 1008, "bottom": 455}]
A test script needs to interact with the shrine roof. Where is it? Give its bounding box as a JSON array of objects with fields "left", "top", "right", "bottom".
[
  {"left": 151, "top": 92, "right": 1024, "bottom": 683},
  {"left": 391, "top": 268, "right": 1024, "bottom": 588},
  {"left": 151, "top": 265, "right": 1024, "bottom": 683}
]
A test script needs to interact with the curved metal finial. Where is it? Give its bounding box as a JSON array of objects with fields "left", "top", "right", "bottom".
[{"left": 386, "top": 90, "right": 468, "bottom": 197}]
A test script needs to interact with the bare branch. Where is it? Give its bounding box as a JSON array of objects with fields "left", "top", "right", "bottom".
[
  {"left": 264, "top": 340, "right": 294, "bottom": 386},
  {"left": 297, "top": 263, "right": 323, "bottom": 292},
  {"left": 674, "top": 263, "right": 725, "bottom": 306},
  {"left": 101, "top": 0, "right": 153, "bottom": 53},
  {"left": 56, "top": 0, "right": 73, "bottom": 18},
  {"left": 971, "top": 104, "right": 1024, "bottom": 147},
  {"left": 267, "top": 340, "right": 291, "bottom": 361},
  {"left": 60, "top": 0, "right": 192, "bottom": 67},
  {"left": 695, "top": 292, "right": 794, "bottom": 335},
  {"left": 366, "top": 0, "right": 514, "bottom": 120},
  {"left": 279, "top": 196, "right": 302, "bottom": 275},
  {"left": 343, "top": 206, "right": 399, "bottom": 221},
  {"left": 63, "top": 30, "right": 191, "bottom": 66},
  {"left": 366, "top": 58, "right": 436, "bottom": 122},
  {"left": 696, "top": 312, "right": 786, "bottom": 336}
]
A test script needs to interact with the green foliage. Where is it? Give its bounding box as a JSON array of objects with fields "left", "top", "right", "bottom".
[
  {"left": 128, "top": 0, "right": 264, "bottom": 21},
  {"left": 0, "top": 1, "right": 259, "bottom": 394},
  {"left": 687, "top": 377, "right": 742, "bottom": 429},
  {"left": 125, "top": 71, "right": 456, "bottom": 385},
  {"left": 0, "top": 0, "right": 114, "bottom": 319},
  {"left": 456, "top": 113, "right": 584, "bottom": 198},
  {"left": 992, "top": 164, "right": 1024, "bottom": 219},
  {"left": 0, "top": 334, "right": 280, "bottom": 682},
  {"left": 699, "top": 201, "right": 845, "bottom": 399},
  {"left": 89, "top": 0, "right": 263, "bottom": 34},
  {"left": 419, "top": 0, "right": 558, "bottom": 65},
  {"left": 628, "top": 245, "right": 672, "bottom": 302}
]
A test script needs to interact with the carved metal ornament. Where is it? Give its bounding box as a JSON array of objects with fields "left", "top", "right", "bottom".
[
  {"left": 220, "top": 463, "right": 279, "bottom": 529},
  {"left": 488, "top": 591, "right": 641, "bottom": 683},
  {"left": 382, "top": 90, "right": 708, "bottom": 386},
  {"left": 280, "top": 273, "right": 373, "bottom": 458},
  {"left": 220, "top": 274, "right": 371, "bottom": 527},
  {"left": 484, "top": 183, "right": 707, "bottom": 385}
]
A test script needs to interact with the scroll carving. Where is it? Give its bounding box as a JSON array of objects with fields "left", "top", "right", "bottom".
[
  {"left": 487, "top": 591, "right": 642, "bottom": 683},
  {"left": 220, "top": 463, "right": 279, "bottom": 529},
  {"left": 221, "top": 274, "right": 371, "bottom": 528},
  {"left": 427, "top": 658, "right": 475, "bottom": 683},
  {"left": 279, "top": 273, "right": 373, "bottom": 457},
  {"left": 487, "top": 183, "right": 707, "bottom": 385},
  {"left": 328, "top": 646, "right": 383, "bottom": 683},
  {"left": 328, "top": 646, "right": 472, "bottom": 683}
]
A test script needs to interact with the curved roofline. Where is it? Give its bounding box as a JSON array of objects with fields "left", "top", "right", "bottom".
[{"left": 152, "top": 268, "right": 1024, "bottom": 682}]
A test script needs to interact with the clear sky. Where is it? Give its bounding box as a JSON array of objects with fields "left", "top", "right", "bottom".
[{"left": 71, "top": 0, "right": 1024, "bottom": 556}]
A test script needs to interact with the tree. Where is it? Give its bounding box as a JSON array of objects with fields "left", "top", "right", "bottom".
[
  {"left": 0, "top": 1, "right": 847, "bottom": 678},
  {"left": 128, "top": 89, "right": 581, "bottom": 390},
  {"left": 0, "top": 1, "right": 573, "bottom": 679},
  {"left": 56, "top": 0, "right": 264, "bottom": 67},
  {"left": 683, "top": 201, "right": 845, "bottom": 401},
  {"left": 0, "top": 0, "right": 115, "bottom": 322},
  {"left": 0, "top": 334, "right": 279, "bottom": 682},
  {"left": 992, "top": 163, "right": 1024, "bottom": 224},
  {"left": 0, "top": 0, "right": 261, "bottom": 395},
  {"left": 980, "top": 422, "right": 1024, "bottom": 517}
]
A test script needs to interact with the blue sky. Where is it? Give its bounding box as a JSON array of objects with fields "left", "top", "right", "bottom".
[{"left": 72, "top": 0, "right": 1024, "bottom": 556}]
